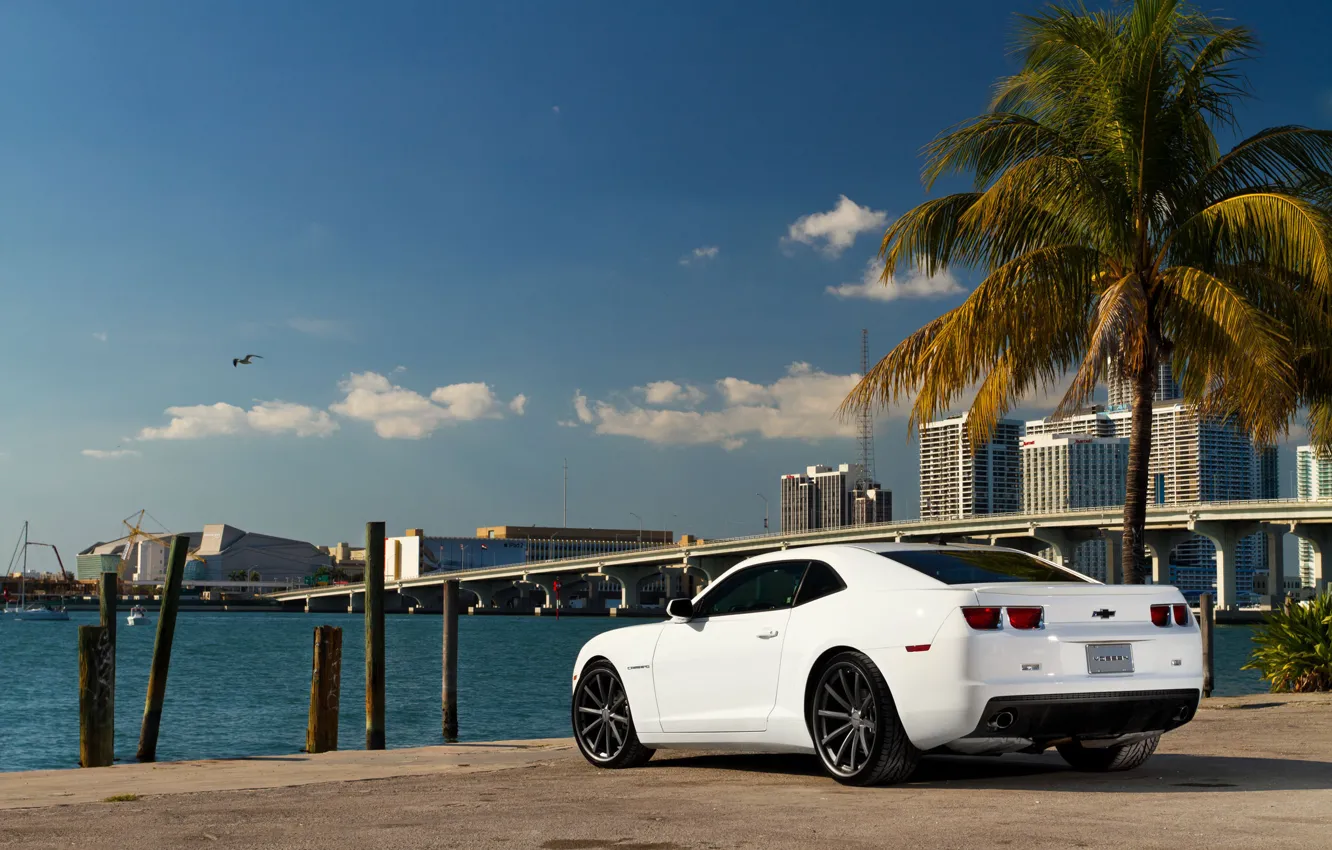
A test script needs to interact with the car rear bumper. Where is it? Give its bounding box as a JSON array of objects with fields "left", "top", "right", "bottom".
[{"left": 963, "top": 687, "right": 1200, "bottom": 740}]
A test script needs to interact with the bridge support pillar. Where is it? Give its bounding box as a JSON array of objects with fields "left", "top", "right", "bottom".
[
  {"left": 1021, "top": 525, "right": 1101, "bottom": 573},
  {"left": 461, "top": 580, "right": 514, "bottom": 609},
  {"left": 1261, "top": 526, "right": 1284, "bottom": 609},
  {"left": 601, "top": 566, "right": 661, "bottom": 609},
  {"left": 1143, "top": 530, "right": 1193, "bottom": 587},
  {"left": 1290, "top": 523, "right": 1332, "bottom": 595},
  {"left": 347, "top": 591, "right": 363, "bottom": 613},
  {"left": 305, "top": 594, "right": 347, "bottom": 614},
  {"left": 578, "top": 576, "right": 605, "bottom": 612},
  {"left": 1190, "top": 521, "right": 1261, "bottom": 611}
]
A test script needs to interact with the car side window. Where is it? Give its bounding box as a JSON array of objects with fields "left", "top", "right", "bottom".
[
  {"left": 695, "top": 561, "right": 808, "bottom": 617},
  {"left": 793, "top": 560, "right": 845, "bottom": 606}
]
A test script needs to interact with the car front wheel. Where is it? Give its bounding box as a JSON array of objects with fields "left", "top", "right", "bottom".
[
  {"left": 809, "top": 651, "right": 919, "bottom": 786},
  {"left": 1056, "top": 734, "right": 1160, "bottom": 772},
  {"left": 572, "top": 661, "right": 654, "bottom": 769}
]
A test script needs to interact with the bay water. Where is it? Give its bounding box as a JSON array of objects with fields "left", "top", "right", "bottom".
[{"left": 0, "top": 612, "right": 1268, "bottom": 773}]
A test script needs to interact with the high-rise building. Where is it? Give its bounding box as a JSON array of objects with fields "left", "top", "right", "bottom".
[
  {"left": 1019, "top": 433, "right": 1127, "bottom": 581},
  {"left": 1105, "top": 362, "right": 1182, "bottom": 410},
  {"left": 1297, "top": 446, "right": 1332, "bottom": 587},
  {"left": 1020, "top": 434, "right": 1128, "bottom": 514},
  {"left": 780, "top": 463, "right": 891, "bottom": 532},
  {"left": 919, "top": 414, "right": 1022, "bottom": 520},
  {"left": 1024, "top": 365, "right": 1278, "bottom": 599}
]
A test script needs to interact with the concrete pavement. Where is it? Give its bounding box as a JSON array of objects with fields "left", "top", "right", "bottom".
[{"left": 3, "top": 694, "right": 1331, "bottom": 849}]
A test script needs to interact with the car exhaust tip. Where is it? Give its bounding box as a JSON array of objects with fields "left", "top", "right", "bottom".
[
  {"left": 1173, "top": 705, "right": 1193, "bottom": 723},
  {"left": 988, "top": 710, "right": 1016, "bottom": 731}
]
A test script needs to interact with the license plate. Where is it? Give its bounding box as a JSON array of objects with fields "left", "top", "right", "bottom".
[{"left": 1087, "top": 643, "right": 1133, "bottom": 674}]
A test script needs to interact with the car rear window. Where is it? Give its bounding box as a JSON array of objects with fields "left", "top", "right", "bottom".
[{"left": 882, "top": 549, "right": 1090, "bottom": 584}]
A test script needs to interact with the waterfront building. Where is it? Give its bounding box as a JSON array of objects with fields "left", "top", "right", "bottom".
[
  {"left": 918, "top": 415, "right": 1022, "bottom": 520},
  {"left": 81, "top": 524, "right": 327, "bottom": 585},
  {"left": 1019, "top": 433, "right": 1127, "bottom": 581},
  {"left": 79, "top": 531, "right": 203, "bottom": 581},
  {"left": 1105, "top": 363, "right": 1182, "bottom": 410},
  {"left": 1023, "top": 366, "right": 1278, "bottom": 600},
  {"left": 73, "top": 553, "right": 122, "bottom": 581},
  {"left": 1297, "top": 446, "right": 1332, "bottom": 587},
  {"left": 780, "top": 463, "right": 892, "bottom": 531}
]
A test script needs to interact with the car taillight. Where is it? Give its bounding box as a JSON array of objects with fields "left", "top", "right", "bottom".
[
  {"left": 1006, "top": 606, "right": 1044, "bottom": 629},
  {"left": 962, "top": 606, "right": 1002, "bottom": 630},
  {"left": 1173, "top": 603, "right": 1189, "bottom": 626},
  {"left": 1150, "top": 604, "right": 1172, "bottom": 627}
]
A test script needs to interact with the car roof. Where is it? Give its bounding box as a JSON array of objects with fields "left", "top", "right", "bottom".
[{"left": 727, "top": 541, "right": 1054, "bottom": 590}]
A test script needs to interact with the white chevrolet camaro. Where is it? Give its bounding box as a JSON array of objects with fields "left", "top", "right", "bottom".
[{"left": 570, "top": 542, "right": 1203, "bottom": 785}]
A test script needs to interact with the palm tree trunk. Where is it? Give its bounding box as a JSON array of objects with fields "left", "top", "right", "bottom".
[{"left": 1121, "top": 361, "right": 1157, "bottom": 584}]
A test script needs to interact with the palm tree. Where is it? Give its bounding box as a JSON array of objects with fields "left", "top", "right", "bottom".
[{"left": 845, "top": 0, "right": 1332, "bottom": 583}]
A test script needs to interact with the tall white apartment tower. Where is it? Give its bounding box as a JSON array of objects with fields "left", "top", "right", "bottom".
[
  {"left": 919, "top": 414, "right": 1022, "bottom": 520},
  {"left": 1297, "top": 446, "right": 1332, "bottom": 587},
  {"left": 1019, "top": 433, "right": 1128, "bottom": 580}
]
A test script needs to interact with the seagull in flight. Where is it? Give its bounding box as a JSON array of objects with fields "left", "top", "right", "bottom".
[{"left": 232, "top": 354, "right": 263, "bottom": 367}]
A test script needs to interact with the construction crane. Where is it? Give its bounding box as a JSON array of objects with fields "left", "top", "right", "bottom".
[
  {"left": 25, "top": 540, "right": 69, "bottom": 581},
  {"left": 118, "top": 510, "right": 203, "bottom": 580}
]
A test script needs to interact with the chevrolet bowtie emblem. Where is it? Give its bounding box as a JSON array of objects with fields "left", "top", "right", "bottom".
[{"left": 1092, "top": 609, "right": 1116, "bottom": 619}]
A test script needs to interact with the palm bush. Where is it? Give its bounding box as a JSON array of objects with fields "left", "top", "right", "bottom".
[{"left": 1243, "top": 593, "right": 1332, "bottom": 692}]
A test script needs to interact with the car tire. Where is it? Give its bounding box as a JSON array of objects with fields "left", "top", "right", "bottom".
[
  {"left": 1056, "top": 734, "right": 1160, "bottom": 772},
  {"left": 571, "top": 660, "right": 654, "bottom": 769},
  {"left": 808, "top": 651, "right": 919, "bottom": 786}
]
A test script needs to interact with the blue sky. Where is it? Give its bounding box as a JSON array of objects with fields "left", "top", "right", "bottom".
[{"left": 1, "top": 1, "right": 1329, "bottom": 562}]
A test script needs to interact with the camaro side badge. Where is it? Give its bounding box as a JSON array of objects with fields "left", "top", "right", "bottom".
[
  {"left": 627, "top": 664, "right": 650, "bottom": 670},
  {"left": 1092, "top": 609, "right": 1116, "bottom": 619}
]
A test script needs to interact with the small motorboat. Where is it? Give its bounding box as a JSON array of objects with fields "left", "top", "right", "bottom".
[{"left": 126, "top": 605, "right": 149, "bottom": 626}]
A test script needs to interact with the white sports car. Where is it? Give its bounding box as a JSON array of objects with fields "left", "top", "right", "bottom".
[{"left": 570, "top": 542, "right": 1203, "bottom": 785}]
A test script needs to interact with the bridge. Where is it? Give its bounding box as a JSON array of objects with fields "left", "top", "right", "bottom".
[{"left": 268, "top": 499, "right": 1332, "bottom": 614}]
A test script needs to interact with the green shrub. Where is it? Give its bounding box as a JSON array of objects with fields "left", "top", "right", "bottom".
[{"left": 1243, "top": 592, "right": 1332, "bottom": 692}]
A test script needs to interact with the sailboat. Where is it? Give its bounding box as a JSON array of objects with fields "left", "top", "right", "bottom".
[{"left": 3, "top": 522, "right": 69, "bottom": 621}]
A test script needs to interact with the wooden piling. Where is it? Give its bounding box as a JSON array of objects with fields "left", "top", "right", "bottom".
[
  {"left": 137, "top": 535, "right": 188, "bottom": 762},
  {"left": 98, "top": 571, "right": 117, "bottom": 707},
  {"left": 365, "top": 521, "right": 386, "bottom": 750},
  {"left": 1199, "top": 592, "right": 1214, "bottom": 698},
  {"left": 306, "top": 625, "right": 343, "bottom": 754},
  {"left": 442, "top": 579, "right": 459, "bottom": 742},
  {"left": 78, "top": 625, "right": 115, "bottom": 767}
]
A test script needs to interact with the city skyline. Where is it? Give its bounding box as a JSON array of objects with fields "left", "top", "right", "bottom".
[{"left": 1, "top": 1, "right": 1326, "bottom": 564}]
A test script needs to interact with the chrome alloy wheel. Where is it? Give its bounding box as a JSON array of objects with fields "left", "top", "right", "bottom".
[
  {"left": 574, "top": 667, "right": 631, "bottom": 762},
  {"left": 814, "top": 662, "right": 879, "bottom": 777}
]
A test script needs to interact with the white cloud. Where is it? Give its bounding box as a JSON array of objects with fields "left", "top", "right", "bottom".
[
  {"left": 330, "top": 372, "right": 508, "bottom": 439},
  {"left": 81, "top": 448, "right": 141, "bottom": 460},
  {"left": 508, "top": 394, "right": 528, "bottom": 416},
  {"left": 783, "top": 196, "right": 888, "bottom": 258},
  {"left": 639, "top": 381, "right": 706, "bottom": 406},
  {"left": 288, "top": 317, "right": 350, "bottom": 338},
  {"left": 579, "top": 362, "right": 868, "bottom": 450},
  {"left": 92, "top": 331, "right": 108, "bottom": 342},
  {"left": 558, "top": 420, "right": 581, "bottom": 428},
  {"left": 679, "top": 246, "right": 720, "bottom": 266},
  {"left": 138, "top": 401, "right": 338, "bottom": 440},
  {"left": 552, "top": 105, "right": 561, "bottom": 114},
  {"left": 826, "top": 257, "right": 965, "bottom": 302},
  {"left": 392, "top": 365, "right": 407, "bottom": 374},
  {"left": 572, "top": 391, "right": 594, "bottom": 424}
]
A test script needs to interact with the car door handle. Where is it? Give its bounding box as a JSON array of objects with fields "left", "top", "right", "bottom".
[{"left": 757, "top": 629, "right": 779, "bottom": 639}]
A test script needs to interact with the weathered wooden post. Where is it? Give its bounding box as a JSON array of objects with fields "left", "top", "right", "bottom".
[
  {"left": 442, "top": 579, "right": 459, "bottom": 742},
  {"left": 98, "top": 570, "right": 117, "bottom": 710},
  {"left": 306, "top": 625, "right": 343, "bottom": 754},
  {"left": 365, "top": 521, "right": 386, "bottom": 750},
  {"left": 78, "top": 625, "right": 115, "bottom": 767},
  {"left": 137, "top": 535, "right": 188, "bottom": 762},
  {"left": 1199, "top": 592, "right": 1214, "bottom": 698}
]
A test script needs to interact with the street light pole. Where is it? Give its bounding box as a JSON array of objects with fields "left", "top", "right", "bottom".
[
  {"left": 629, "top": 512, "right": 642, "bottom": 544},
  {"left": 756, "top": 494, "right": 768, "bottom": 531}
]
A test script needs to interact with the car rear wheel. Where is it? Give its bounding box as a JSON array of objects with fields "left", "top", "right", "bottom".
[
  {"left": 572, "top": 661, "right": 654, "bottom": 769},
  {"left": 809, "top": 651, "right": 919, "bottom": 786},
  {"left": 1056, "top": 734, "right": 1160, "bottom": 772}
]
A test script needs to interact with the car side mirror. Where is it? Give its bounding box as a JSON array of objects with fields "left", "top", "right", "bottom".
[{"left": 666, "top": 598, "right": 694, "bottom": 620}]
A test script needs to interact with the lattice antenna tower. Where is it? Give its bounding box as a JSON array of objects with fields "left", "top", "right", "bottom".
[{"left": 856, "top": 328, "right": 876, "bottom": 489}]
